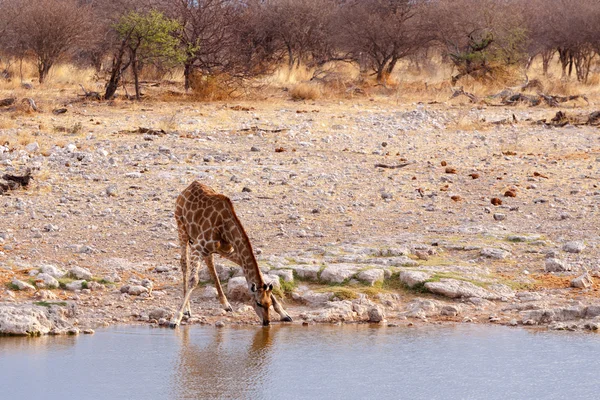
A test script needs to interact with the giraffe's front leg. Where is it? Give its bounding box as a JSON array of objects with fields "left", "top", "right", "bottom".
[
  {"left": 170, "top": 250, "right": 201, "bottom": 328},
  {"left": 271, "top": 294, "right": 293, "bottom": 322},
  {"left": 204, "top": 254, "right": 233, "bottom": 312}
]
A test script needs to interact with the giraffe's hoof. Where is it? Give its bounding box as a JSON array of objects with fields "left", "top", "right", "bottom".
[
  {"left": 281, "top": 316, "right": 293, "bottom": 323},
  {"left": 183, "top": 311, "right": 191, "bottom": 318},
  {"left": 169, "top": 322, "right": 179, "bottom": 329},
  {"left": 224, "top": 305, "right": 233, "bottom": 312}
]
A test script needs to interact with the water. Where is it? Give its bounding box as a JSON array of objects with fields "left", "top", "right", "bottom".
[{"left": 1, "top": 324, "right": 599, "bottom": 400}]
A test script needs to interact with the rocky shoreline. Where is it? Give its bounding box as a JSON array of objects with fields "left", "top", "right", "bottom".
[{"left": 1, "top": 98, "right": 600, "bottom": 335}]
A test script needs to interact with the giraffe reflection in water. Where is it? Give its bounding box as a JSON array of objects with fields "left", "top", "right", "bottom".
[{"left": 172, "top": 326, "right": 276, "bottom": 399}]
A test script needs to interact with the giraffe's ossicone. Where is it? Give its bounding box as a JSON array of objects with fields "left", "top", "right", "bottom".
[{"left": 169, "top": 181, "right": 293, "bottom": 328}]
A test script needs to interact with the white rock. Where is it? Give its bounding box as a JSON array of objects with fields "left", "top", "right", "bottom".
[
  {"left": 290, "top": 265, "right": 321, "bottom": 281},
  {"left": 0, "top": 305, "right": 52, "bottom": 335},
  {"left": 11, "top": 278, "right": 35, "bottom": 291},
  {"left": 128, "top": 285, "right": 149, "bottom": 296},
  {"left": 65, "top": 280, "right": 86, "bottom": 291},
  {"left": 198, "top": 285, "right": 218, "bottom": 299},
  {"left": 424, "top": 279, "right": 498, "bottom": 300},
  {"left": 480, "top": 248, "right": 510, "bottom": 259},
  {"left": 25, "top": 142, "right": 40, "bottom": 153},
  {"left": 226, "top": 276, "right": 250, "bottom": 302},
  {"left": 35, "top": 273, "right": 59, "bottom": 289},
  {"left": 270, "top": 269, "right": 294, "bottom": 282},
  {"left": 319, "top": 264, "right": 360, "bottom": 284},
  {"left": 563, "top": 241, "right": 585, "bottom": 254},
  {"left": 545, "top": 258, "right": 571, "bottom": 272},
  {"left": 357, "top": 269, "right": 385, "bottom": 286},
  {"left": 399, "top": 270, "right": 431, "bottom": 288},
  {"left": 66, "top": 144, "right": 77, "bottom": 153},
  {"left": 403, "top": 299, "right": 439, "bottom": 318},
  {"left": 69, "top": 266, "right": 93, "bottom": 280},
  {"left": 571, "top": 273, "right": 593, "bottom": 289}
]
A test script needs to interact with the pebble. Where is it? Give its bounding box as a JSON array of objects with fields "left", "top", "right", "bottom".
[{"left": 563, "top": 241, "right": 585, "bottom": 254}]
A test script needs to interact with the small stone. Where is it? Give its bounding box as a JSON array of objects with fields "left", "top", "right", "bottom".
[
  {"left": 65, "top": 280, "right": 86, "bottom": 291},
  {"left": 545, "top": 258, "right": 571, "bottom": 272},
  {"left": 571, "top": 273, "right": 593, "bottom": 289},
  {"left": 563, "top": 241, "right": 585, "bottom": 254},
  {"left": 149, "top": 308, "right": 172, "bottom": 320},
  {"left": 399, "top": 271, "right": 430, "bottom": 288},
  {"left": 381, "top": 192, "right": 393, "bottom": 200},
  {"left": 40, "top": 264, "right": 65, "bottom": 278},
  {"left": 367, "top": 306, "right": 385, "bottom": 323},
  {"left": 106, "top": 185, "right": 118, "bottom": 197},
  {"left": 440, "top": 305, "right": 460, "bottom": 316},
  {"left": 35, "top": 273, "right": 59, "bottom": 289},
  {"left": 11, "top": 278, "right": 35, "bottom": 291},
  {"left": 215, "top": 320, "right": 226, "bottom": 327},
  {"left": 25, "top": 142, "right": 40, "bottom": 153},
  {"left": 491, "top": 198, "right": 502, "bottom": 206},
  {"left": 83, "top": 329, "right": 95, "bottom": 334},
  {"left": 480, "top": 248, "right": 510, "bottom": 259},
  {"left": 493, "top": 213, "right": 506, "bottom": 221},
  {"left": 68, "top": 266, "right": 93, "bottom": 280},
  {"left": 250, "top": 146, "right": 260, "bottom": 152},
  {"left": 127, "top": 285, "right": 149, "bottom": 296}
]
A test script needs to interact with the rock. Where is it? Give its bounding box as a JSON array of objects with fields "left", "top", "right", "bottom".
[
  {"left": 11, "top": 278, "right": 35, "bottom": 291},
  {"left": 522, "top": 307, "right": 585, "bottom": 324},
  {"left": 440, "top": 305, "right": 461, "bottom": 316},
  {"left": 148, "top": 308, "right": 172, "bottom": 320},
  {"left": 25, "top": 142, "right": 40, "bottom": 153},
  {"left": 198, "top": 285, "right": 218, "bottom": 299},
  {"left": 226, "top": 276, "right": 250, "bottom": 302},
  {"left": 424, "top": 279, "right": 498, "bottom": 300},
  {"left": 480, "top": 248, "right": 510, "bottom": 259},
  {"left": 367, "top": 306, "right": 385, "bottom": 322},
  {"left": 34, "top": 273, "right": 59, "bottom": 289},
  {"left": 127, "top": 285, "right": 149, "bottom": 296},
  {"left": 0, "top": 305, "right": 52, "bottom": 335},
  {"left": 106, "top": 185, "right": 118, "bottom": 197},
  {"left": 264, "top": 274, "right": 282, "bottom": 290},
  {"left": 154, "top": 265, "right": 171, "bottom": 273},
  {"left": 399, "top": 271, "right": 430, "bottom": 288},
  {"left": 141, "top": 279, "right": 153, "bottom": 290},
  {"left": 215, "top": 320, "right": 226, "bottom": 327},
  {"left": 357, "top": 269, "right": 385, "bottom": 286},
  {"left": 292, "top": 289, "right": 332, "bottom": 306},
  {"left": 403, "top": 299, "right": 439, "bottom": 319},
  {"left": 545, "top": 258, "right": 571, "bottom": 272},
  {"left": 493, "top": 213, "right": 506, "bottom": 221},
  {"left": 291, "top": 265, "right": 321, "bottom": 281},
  {"left": 563, "top": 241, "right": 585, "bottom": 254},
  {"left": 269, "top": 269, "right": 294, "bottom": 282},
  {"left": 319, "top": 264, "right": 360, "bottom": 284},
  {"left": 68, "top": 266, "right": 93, "bottom": 280},
  {"left": 65, "top": 280, "right": 86, "bottom": 291},
  {"left": 571, "top": 273, "right": 593, "bottom": 289}
]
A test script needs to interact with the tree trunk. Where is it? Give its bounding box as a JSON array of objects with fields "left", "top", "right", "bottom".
[
  {"left": 132, "top": 51, "right": 140, "bottom": 100},
  {"left": 104, "top": 39, "right": 129, "bottom": 100},
  {"left": 184, "top": 62, "right": 193, "bottom": 92},
  {"left": 38, "top": 60, "right": 52, "bottom": 84}
]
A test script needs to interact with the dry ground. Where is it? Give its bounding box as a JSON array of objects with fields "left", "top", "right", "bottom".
[{"left": 1, "top": 79, "right": 600, "bottom": 329}]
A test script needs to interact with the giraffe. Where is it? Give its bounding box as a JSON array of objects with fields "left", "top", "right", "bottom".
[{"left": 169, "top": 181, "right": 293, "bottom": 328}]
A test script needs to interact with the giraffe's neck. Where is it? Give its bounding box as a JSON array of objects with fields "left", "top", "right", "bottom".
[{"left": 235, "top": 238, "right": 265, "bottom": 286}]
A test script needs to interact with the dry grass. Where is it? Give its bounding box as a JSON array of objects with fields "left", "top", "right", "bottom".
[{"left": 290, "top": 82, "right": 321, "bottom": 101}]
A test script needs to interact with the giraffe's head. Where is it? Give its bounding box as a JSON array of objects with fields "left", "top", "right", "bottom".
[{"left": 250, "top": 283, "right": 273, "bottom": 326}]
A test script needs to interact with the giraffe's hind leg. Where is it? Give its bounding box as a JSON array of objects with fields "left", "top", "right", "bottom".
[
  {"left": 177, "top": 219, "right": 192, "bottom": 318},
  {"left": 204, "top": 254, "right": 233, "bottom": 312}
]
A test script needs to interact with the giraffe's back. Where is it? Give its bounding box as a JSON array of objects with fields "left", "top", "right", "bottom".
[{"left": 175, "top": 181, "right": 236, "bottom": 239}]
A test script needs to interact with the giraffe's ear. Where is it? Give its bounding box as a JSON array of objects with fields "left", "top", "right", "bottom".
[{"left": 250, "top": 283, "right": 257, "bottom": 292}]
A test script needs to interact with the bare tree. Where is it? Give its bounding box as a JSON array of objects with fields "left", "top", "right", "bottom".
[
  {"left": 335, "top": 0, "right": 426, "bottom": 83},
  {"left": 5, "top": 0, "right": 94, "bottom": 83}
]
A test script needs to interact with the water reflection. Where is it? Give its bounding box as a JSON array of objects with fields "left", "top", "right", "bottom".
[{"left": 172, "top": 326, "right": 276, "bottom": 399}]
